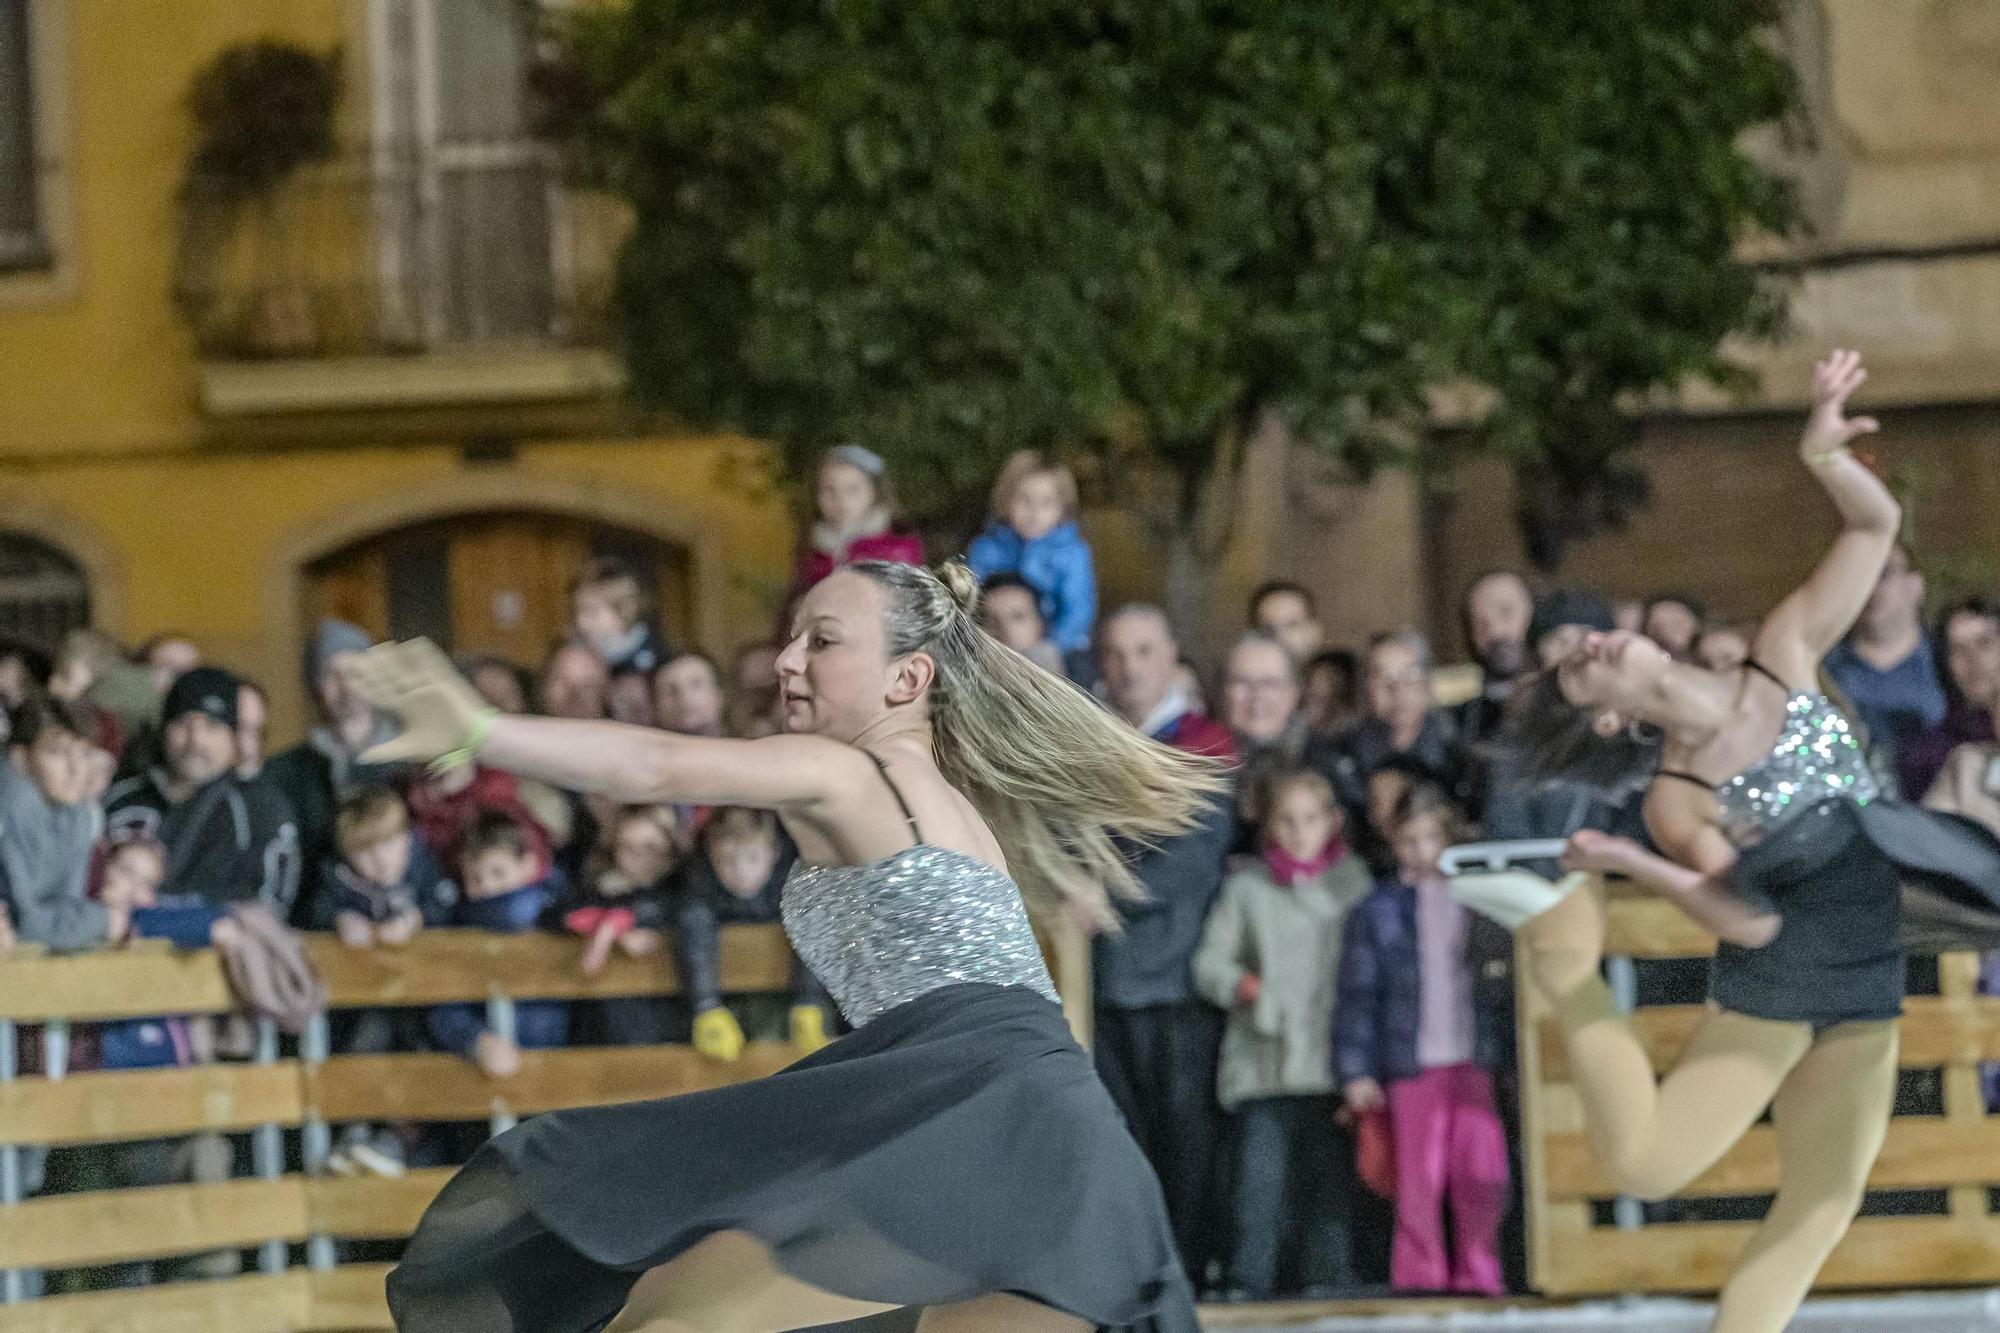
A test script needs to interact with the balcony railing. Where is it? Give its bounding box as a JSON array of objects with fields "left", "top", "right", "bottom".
[{"left": 177, "top": 143, "right": 624, "bottom": 362}]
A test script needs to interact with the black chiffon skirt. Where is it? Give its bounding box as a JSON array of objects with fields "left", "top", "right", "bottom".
[{"left": 386, "top": 983, "right": 1196, "bottom": 1333}]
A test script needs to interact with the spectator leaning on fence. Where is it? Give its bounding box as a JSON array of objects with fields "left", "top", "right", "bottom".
[
  {"left": 0, "top": 695, "right": 114, "bottom": 950},
  {"left": 673, "top": 806, "right": 833, "bottom": 1060},
  {"left": 106, "top": 666, "right": 300, "bottom": 914},
  {"left": 427, "top": 810, "right": 570, "bottom": 1080},
  {"left": 558, "top": 804, "right": 678, "bottom": 1047}
]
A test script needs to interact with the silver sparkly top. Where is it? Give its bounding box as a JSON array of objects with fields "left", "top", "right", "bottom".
[
  {"left": 1710, "top": 689, "right": 1878, "bottom": 848},
  {"left": 781, "top": 844, "right": 1060, "bottom": 1027}
]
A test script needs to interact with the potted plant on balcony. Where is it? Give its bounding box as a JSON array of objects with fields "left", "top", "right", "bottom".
[{"left": 173, "top": 41, "right": 342, "bottom": 358}]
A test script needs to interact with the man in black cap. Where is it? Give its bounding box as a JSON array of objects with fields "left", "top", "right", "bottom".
[
  {"left": 265, "top": 619, "right": 403, "bottom": 924},
  {"left": 106, "top": 665, "right": 301, "bottom": 913}
]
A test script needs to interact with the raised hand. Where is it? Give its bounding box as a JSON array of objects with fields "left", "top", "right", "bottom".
[
  {"left": 1801, "top": 348, "right": 1879, "bottom": 462},
  {"left": 346, "top": 639, "right": 495, "bottom": 767}
]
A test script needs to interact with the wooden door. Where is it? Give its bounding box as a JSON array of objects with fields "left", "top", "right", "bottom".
[{"left": 304, "top": 512, "right": 691, "bottom": 668}]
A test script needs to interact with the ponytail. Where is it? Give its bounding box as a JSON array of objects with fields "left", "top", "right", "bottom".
[{"left": 852, "top": 560, "right": 1226, "bottom": 927}]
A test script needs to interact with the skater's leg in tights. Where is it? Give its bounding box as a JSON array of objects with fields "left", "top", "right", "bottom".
[
  {"left": 1709, "top": 1020, "right": 1897, "bottom": 1333},
  {"left": 603, "top": 1229, "right": 897, "bottom": 1333},
  {"left": 917, "top": 1294, "right": 1090, "bottom": 1331},
  {"left": 1524, "top": 880, "right": 1815, "bottom": 1197}
]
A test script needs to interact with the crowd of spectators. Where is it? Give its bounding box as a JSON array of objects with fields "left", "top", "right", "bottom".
[{"left": 5, "top": 442, "right": 1997, "bottom": 1303}]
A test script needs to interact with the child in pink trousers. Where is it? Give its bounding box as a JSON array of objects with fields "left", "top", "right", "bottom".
[{"left": 1332, "top": 782, "right": 1509, "bottom": 1295}]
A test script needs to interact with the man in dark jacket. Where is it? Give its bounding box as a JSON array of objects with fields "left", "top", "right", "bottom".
[
  {"left": 1091, "top": 603, "right": 1238, "bottom": 1285},
  {"left": 1312, "top": 630, "right": 1470, "bottom": 818},
  {"left": 106, "top": 666, "right": 300, "bottom": 914},
  {"left": 265, "top": 619, "right": 405, "bottom": 924}
]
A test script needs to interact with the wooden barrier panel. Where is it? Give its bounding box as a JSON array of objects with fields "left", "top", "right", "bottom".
[
  {"left": 304, "top": 924, "right": 795, "bottom": 1006},
  {"left": 0, "top": 1063, "right": 303, "bottom": 1147},
  {"left": 0, "top": 1271, "right": 313, "bottom": 1333},
  {"left": 1521, "top": 890, "right": 2000, "bottom": 1297},
  {"left": 0, "top": 942, "right": 236, "bottom": 1023},
  {"left": 306, "top": 1042, "right": 800, "bottom": 1122},
  {"left": 0, "top": 1178, "right": 308, "bottom": 1271},
  {"left": 307, "top": 1170, "right": 455, "bottom": 1239}
]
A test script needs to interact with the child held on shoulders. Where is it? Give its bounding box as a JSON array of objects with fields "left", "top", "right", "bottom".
[
  {"left": 559, "top": 805, "right": 680, "bottom": 1046},
  {"left": 966, "top": 451, "right": 1096, "bottom": 656},
  {"left": 1333, "top": 783, "right": 1510, "bottom": 1297},
  {"left": 571, "top": 557, "right": 669, "bottom": 678},
  {"left": 673, "top": 807, "right": 833, "bottom": 1060},
  {"left": 1193, "top": 770, "right": 1371, "bottom": 1299},
  {"left": 428, "top": 811, "right": 570, "bottom": 1079},
  {"left": 791, "top": 444, "right": 925, "bottom": 598}
]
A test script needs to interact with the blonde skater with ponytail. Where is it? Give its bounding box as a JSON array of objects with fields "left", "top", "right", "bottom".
[{"left": 356, "top": 560, "right": 1221, "bottom": 1333}]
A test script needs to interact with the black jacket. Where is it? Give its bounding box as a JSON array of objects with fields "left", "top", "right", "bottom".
[
  {"left": 1092, "top": 791, "right": 1237, "bottom": 1010},
  {"left": 106, "top": 770, "right": 301, "bottom": 915}
]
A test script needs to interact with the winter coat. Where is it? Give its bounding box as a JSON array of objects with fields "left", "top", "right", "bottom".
[
  {"left": 1192, "top": 852, "right": 1370, "bottom": 1109},
  {"left": 426, "top": 876, "right": 570, "bottom": 1056},
  {"left": 307, "top": 833, "right": 458, "bottom": 930},
  {"left": 264, "top": 727, "right": 406, "bottom": 925},
  {"left": 1331, "top": 878, "right": 1510, "bottom": 1085},
  {"left": 965, "top": 519, "right": 1098, "bottom": 654},
  {"left": 791, "top": 513, "right": 926, "bottom": 595},
  {"left": 105, "top": 771, "right": 300, "bottom": 915}
]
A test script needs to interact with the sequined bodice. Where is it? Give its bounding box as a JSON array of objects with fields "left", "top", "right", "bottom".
[
  {"left": 781, "top": 845, "right": 1060, "bottom": 1027},
  {"left": 1711, "top": 690, "right": 1878, "bottom": 847}
]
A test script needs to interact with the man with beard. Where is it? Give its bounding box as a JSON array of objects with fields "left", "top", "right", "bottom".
[{"left": 1453, "top": 571, "right": 1534, "bottom": 748}]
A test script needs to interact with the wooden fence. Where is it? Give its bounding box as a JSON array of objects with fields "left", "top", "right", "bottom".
[
  {"left": 11, "top": 893, "right": 2000, "bottom": 1330},
  {"left": 0, "top": 926, "right": 804, "bottom": 1332},
  {"left": 1520, "top": 887, "right": 2000, "bottom": 1295}
]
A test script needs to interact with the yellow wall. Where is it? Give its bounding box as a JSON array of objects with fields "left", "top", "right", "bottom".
[{"left": 0, "top": 2, "right": 798, "bottom": 744}]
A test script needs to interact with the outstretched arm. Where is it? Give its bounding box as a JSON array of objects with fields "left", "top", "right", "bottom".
[
  {"left": 1754, "top": 349, "right": 1901, "bottom": 684},
  {"left": 349, "top": 639, "right": 854, "bottom": 812}
]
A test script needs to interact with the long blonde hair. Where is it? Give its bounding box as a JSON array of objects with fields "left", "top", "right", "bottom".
[{"left": 850, "top": 560, "right": 1226, "bottom": 927}]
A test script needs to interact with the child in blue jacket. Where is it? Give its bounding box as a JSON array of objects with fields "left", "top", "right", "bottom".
[
  {"left": 428, "top": 811, "right": 569, "bottom": 1078},
  {"left": 966, "top": 451, "right": 1097, "bottom": 655}
]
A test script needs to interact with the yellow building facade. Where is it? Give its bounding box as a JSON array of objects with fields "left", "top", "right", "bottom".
[{"left": 0, "top": 0, "right": 797, "bottom": 742}]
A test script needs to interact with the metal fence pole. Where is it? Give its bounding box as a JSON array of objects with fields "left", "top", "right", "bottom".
[
  {"left": 1, "top": 1017, "right": 22, "bottom": 1304},
  {"left": 300, "top": 1012, "right": 337, "bottom": 1272},
  {"left": 487, "top": 989, "right": 518, "bottom": 1138},
  {"left": 253, "top": 1018, "right": 287, "bottom": 1275},
  {"left": 1606, "top": 954, "right": 1645, "bottom": 1232}
]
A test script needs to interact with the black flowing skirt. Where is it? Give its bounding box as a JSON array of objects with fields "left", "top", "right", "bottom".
[{"left": 386, "top": 983, "right": 1196, "bottom": 1333}]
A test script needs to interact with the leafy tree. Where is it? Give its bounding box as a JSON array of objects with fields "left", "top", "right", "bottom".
[{"left": 547, "top": 0, "right": 1799, "bottom": 592}]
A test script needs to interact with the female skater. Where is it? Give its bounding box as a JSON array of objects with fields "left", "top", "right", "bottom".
[
  {"left": 350, "top": 560, "right": 1219, "bottom": 1333},
  {"left": 1454, "top": 349, "right": 2000, "bottom": 1333}
]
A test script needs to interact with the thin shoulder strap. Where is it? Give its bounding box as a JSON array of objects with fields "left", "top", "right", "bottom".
[
  {"left": 1653, "top": 769, "right": 1714, "bottom": 793},
  {"left": 1743, "top": 658, "right": 1791, "bottom": 692},
  {"left": 865, "top": 751, "right": 924, "bottom": 848}
]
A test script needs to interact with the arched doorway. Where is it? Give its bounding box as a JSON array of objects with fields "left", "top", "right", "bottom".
[
  {"left": 304, "top": 511, "right": 692, "bottom": 669},
  {"left": 0, "top": 532, "right": 91, "bottom": 652}
]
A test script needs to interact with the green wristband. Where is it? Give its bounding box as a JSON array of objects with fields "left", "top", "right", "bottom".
[{"left": 428, "top": 708, "right": 498, "bottom": 777}]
